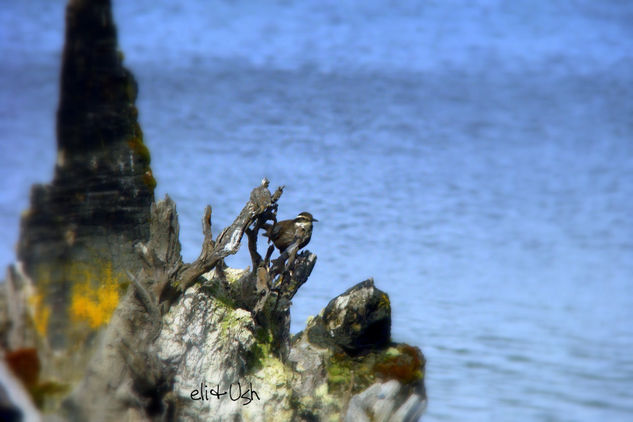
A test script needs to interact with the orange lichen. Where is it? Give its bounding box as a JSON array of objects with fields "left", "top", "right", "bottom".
[
  {"left": 374, "top": 344, "right": 425, "bottom": 384},
  {"left": 69, "top": 261, "right": 121, "bottom": 329}
]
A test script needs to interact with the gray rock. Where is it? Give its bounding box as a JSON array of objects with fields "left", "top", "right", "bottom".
[
  {"left": 287, "top": 334, "right": 328, "bottom": 397},
  {"left": 288, "top": 280, "right": 426, "bottom": 421},
  {"left": 306, "top": 278, "right": 392, "bottom": 354},
  {"left": 345, "top": 380, "right": 427, "bottom": 422}
]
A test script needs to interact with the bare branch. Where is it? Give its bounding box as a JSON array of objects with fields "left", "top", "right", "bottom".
[
  {"left": 271, "top": 185, "right": 285, "bottom": 203},
  {"left": 202, "top": 205, "right": 213, "bottom": 247},
  {"left": 277, "top": 251, "right": 317, "bottom": 300},
  {"left": 245, "top": 227, "right": 263, "bottom": 271},
  {"left": 162, "top": 182, "right": 282, "bottom": 307}
]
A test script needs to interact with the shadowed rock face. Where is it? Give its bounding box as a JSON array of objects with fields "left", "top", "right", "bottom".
[
  {"left": 16, "top": 0, "right": 154, "bottom": 350},
  {"left": 289, "top": 279, "right": 426, "bottom": 421},
  {"left": 306, "top": 279, "right": 392, "bottom": 355}
]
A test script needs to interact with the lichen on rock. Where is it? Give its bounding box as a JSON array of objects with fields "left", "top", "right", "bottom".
[
  {"left": 16, "top": 0, "right": 154, "bottom": 354},
  {"left": 0, "top": 1, "right": 427, "bottom": 420},
  {"left": 288, "top": 280, "right": 427, "bottom": 421}
]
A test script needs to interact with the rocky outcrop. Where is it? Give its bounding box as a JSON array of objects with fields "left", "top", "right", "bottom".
[
  {"left": 15, "top": 0, "right": 154, "bottom": 355},
  {"left": 304, "top": 279, "right": 392, "bottom": 354},
  {"left": 290, "top": 280, "right": 426, "bottom": 421},
  {"left": 54, "top": 189, "right": 426, "bottom": 422},
  {"left": 151, "top": 276, "right": 426, "bottom": 422},
  {"left": 0, "top": 1, "right": 427, "bottom": 420}
]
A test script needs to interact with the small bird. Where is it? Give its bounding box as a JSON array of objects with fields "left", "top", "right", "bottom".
[{"left": 263, "top": 211, "right": 318, "bottom": 253}]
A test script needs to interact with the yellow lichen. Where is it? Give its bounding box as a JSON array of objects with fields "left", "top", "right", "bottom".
[
  {"left": 28, "top": 293, "right": 50, "bottom": 336},
  {"left": 378, "top": 292, "right": 390, "bottom": 310},
  {"left": 69, "top": 261, "right": 121, "bottom": 329}
]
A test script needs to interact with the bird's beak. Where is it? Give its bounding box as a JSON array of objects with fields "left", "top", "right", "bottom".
[{"left": 312, "top": 218, "right": 319, "bottom": 222}]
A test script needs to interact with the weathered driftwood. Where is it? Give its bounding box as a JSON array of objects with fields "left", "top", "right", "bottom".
[{"left": 155, "top": 180, "right": 291, "bottom": 309}]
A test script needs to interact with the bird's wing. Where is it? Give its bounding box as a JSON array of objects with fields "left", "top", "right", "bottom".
[
  {"left": 261, "top": 223, "right": 273, "bottom": 237},
  {"left": 269, "top": 223, "right": 283, "bottom": 240}
]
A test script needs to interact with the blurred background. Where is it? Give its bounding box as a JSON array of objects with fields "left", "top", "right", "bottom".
[{"left": 1, "top": 0, "right": 632, "bottom": 420}]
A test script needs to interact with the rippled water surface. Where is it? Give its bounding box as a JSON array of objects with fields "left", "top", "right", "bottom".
[{"left": 1, "top": 1, "right": 632, "bottom": 420}]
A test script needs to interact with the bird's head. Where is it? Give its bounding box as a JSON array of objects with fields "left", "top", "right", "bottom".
[{"left": 295, "top": 212, "right": 318, "bottom": 223}]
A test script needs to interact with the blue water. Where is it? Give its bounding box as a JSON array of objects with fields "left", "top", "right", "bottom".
[{"left": 1, "top": 1, "right": 633, "bottom": 420}]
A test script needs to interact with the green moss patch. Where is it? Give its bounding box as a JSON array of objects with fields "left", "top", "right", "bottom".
[{"left": 326, "top": 352, "right": 377, "bottom": 395}]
